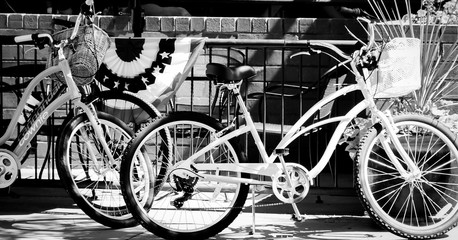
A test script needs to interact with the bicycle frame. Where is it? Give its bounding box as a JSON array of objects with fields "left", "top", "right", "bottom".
[
  {"left": 0, "top": 46, "right": 116, "bottom": 170},
  {"left": 176, "top": 83, "right": 368, "bottom": 185},
  {"left": 175, "top": 58, "right": 419, "bottom": 188}
]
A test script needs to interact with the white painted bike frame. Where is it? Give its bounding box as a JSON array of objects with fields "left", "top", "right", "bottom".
[
  {"left": 179, "top": 59, "right": 419, "bottom": 187},
  {"left": 163, "top": 17, "right": 420, "bottom": 220},
  {"left": 0, "top": 40, "right": 116, "bottom": 172}
]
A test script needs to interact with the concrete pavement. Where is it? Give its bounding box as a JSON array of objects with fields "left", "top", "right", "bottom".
[{"left": 1, "top": 186, "right": 458, "bottom": 240}]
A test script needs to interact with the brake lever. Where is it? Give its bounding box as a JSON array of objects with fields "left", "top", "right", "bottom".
[{"left": 290, "top": 48, "right": 321, "bottom": 59}]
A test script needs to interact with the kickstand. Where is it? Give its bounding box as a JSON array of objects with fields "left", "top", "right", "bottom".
[
  {"left": 250, "top": 186, "right": 256, "bottom": 235},
  {"left": 248, "top": 186, "right": 264, "bottom": 237},
  {"left": 291, "top": 202, "right": 305, "bottom": 221}
]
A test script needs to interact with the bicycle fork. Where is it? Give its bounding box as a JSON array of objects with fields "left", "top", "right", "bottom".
[
  {"left": 353, "top": 59, "right": 421, "bottom": 180},
  {"left": 374, "top": 110, "right": 421, "bottom": 179},
  {"left": 74, "top": 101, "right": 117, "bottom": 170}
]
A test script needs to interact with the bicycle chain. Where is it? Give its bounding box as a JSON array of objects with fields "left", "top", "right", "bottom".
[
  {"left": 246, "top": 201, "right": 288, "bottom": 209},
  {"left": 179, "top": 200, "right": 288, "bottom": 211}
]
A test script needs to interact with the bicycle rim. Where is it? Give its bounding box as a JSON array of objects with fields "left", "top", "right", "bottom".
[
  {"left": 62, "top": 115, "right": 133, "bottom": 222},
  {"left": 356, "top": 115, "right": 458, "bottom": 238},
  {"left": 122, "top": 113, "right": 248, "bottom": 239}
]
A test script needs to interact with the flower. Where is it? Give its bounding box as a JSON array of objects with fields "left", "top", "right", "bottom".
[
  {"left": 417, "top": 9, "right": 428, "bottom": 17},
  {"left": 415, "top": 0, "right": 458, "bottom": 24}
]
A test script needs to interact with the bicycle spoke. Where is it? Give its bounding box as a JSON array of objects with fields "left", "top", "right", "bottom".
[{"left": 357, "top": 115, "right": 458, "bottom": 238}]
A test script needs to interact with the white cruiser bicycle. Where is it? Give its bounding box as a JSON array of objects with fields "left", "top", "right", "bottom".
[
  {"left": 1, "top": 0, "right": 160, "bottom": 229},
  {"left": 120, "top": 18, "right": 458, "bottom": 239}
]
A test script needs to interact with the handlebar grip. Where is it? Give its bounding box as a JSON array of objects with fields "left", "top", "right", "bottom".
[
  {"left": 339, "top": 7, "right": 362, "bottom": 16},
  {"left": 14, "top": 34, "right": 33, "bottom": 43},
  {"left": 14, "top": 33, "right": 53, "bottom": 47},
  {"left": 339, "top": 7, "right": 378, "bottom": 21}
]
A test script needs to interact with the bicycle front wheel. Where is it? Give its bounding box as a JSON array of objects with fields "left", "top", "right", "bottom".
[
  {"left": 355, "top": 114, "right": 458, "bottom": 239},
  {"left": 56, "top": 90, "right": 160, "bottom": 228},
  {"left": 121, "top": 111, "right": 249, "bottom": 239},
  {"left": 56, "top": 112, "right": 136, "bottom": 228}
]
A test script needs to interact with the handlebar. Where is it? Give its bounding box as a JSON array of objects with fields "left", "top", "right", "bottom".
[
  {"left": 291, "top": 16, "right": 378, "bottom": 70},
  {"left": 81, "top": 0, "right": 95, "bottom": 17},
  {"left": 14, "top": 1, "right": 96, "bottom": 49},
  {"left": 70, "top": 0, "right": 96, "bottom": 40},
  {"left": 339, "top": 6, "right": 364, "bottom": 16},
  {"left": 290, "top": 41, "right": 352, "bottom": 60},
  {"left": 358, "top": 17, "right": 376, "bottom": 50},
  {"left": 339, "top": 7, "right": 377, "bottom": 19},
  {"left": 14, "top": 33, "right": 54, "bottom": 49}
]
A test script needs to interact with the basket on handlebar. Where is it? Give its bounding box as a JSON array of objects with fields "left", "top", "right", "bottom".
[
  {"left": 48, "top": 24, "right": 110, "bottom": 86},
  {"left": 367, "top": 37, "right": 421, "bottom": 98}
]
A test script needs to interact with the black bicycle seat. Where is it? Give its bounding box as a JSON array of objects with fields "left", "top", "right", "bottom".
[{"left": 206, "top": 63, "right": 256, "bottom": 83}]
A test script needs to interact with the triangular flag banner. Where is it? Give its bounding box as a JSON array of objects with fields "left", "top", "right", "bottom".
[{"left": 95, "top": 37, "right": 206, "bottom": 108}]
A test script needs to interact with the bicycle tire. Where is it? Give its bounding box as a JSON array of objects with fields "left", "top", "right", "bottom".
[
  {"left": 56, "top": 112, "right": 138, "bottom": 228},
  {"left": 55, "top": 91, "right": 160, "bottom": 228},
  {"left": 355, "top": 113, "right": 458, "bottom": 239},
  {"left": 121, "top": 111, "right": 249, "bottom": 239}
]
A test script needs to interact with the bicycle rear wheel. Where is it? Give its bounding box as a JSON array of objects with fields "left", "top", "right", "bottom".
[
  {"left": 57, "top": 112, "right": 137, "bottom": 228},
  {"left": 121, "top": 111, "right": 249, "bottom": 239},
  {"left": 355, "top": 114, "right": 458, "bottom": 239}
]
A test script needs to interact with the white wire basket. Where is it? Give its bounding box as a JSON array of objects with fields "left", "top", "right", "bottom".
[{"left": 367, "top": 37, "right": 421, "bottom": 98}]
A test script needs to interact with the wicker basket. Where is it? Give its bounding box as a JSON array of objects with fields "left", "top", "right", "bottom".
[{"left": 48, "top": 24, "right": 110, "bottom": 86}]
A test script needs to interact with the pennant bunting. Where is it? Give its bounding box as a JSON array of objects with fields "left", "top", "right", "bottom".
[{"left": 95, "top": 37, "right": 206, "bottom": 108}]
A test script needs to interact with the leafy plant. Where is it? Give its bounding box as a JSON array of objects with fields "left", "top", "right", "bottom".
[
  {"left": 341, "top": 0, "right": 458, "bottom": 158},
  {"left": 367, "top": 0, "right": 458, "bottom": 115},
  {"left": 339, "top": 118, "right": 372, "bottom": 159}
]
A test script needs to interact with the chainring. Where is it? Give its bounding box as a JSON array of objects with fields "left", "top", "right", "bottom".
[
  {"left": 272, "top": 163, "right": 311, "bottom": 204},
  {"left": 0, "top": 149, "right": 19, "bottom": 189}
]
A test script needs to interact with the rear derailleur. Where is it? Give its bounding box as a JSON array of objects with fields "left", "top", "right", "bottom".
[{"left": 171, "top": 166, "right": 199, "bottom": 209}]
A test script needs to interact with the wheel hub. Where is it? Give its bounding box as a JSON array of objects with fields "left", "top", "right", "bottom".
[{"left": 405, "top": 170, "right": 422, "bottom": 183}]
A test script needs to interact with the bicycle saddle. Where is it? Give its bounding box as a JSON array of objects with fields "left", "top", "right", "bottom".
[{"left": 206, "top": 63, "right": 256, "bottom": 83}]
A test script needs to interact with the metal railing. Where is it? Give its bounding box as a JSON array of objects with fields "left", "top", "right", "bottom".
[
  {"left": 173, "top": 38, "right": 360, "bottom": 188},
  {"left": 1, "top": 37, "right": 359, "bottom": 188}
]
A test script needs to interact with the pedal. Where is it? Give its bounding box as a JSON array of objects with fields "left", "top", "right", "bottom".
[
  {"left": 291, "top": 213, "right": 305, "bottom": 222},
  {"left": 250, "top": 184, "right": 271, "bottom": 193}
]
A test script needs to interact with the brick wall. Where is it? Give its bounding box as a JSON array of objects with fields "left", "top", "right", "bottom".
[
  {"left": 1, "top": 13, "right": 365, "bottom": 107},
  {"left": 0, "top": 14, "right": 364, "bottom": 38}
]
